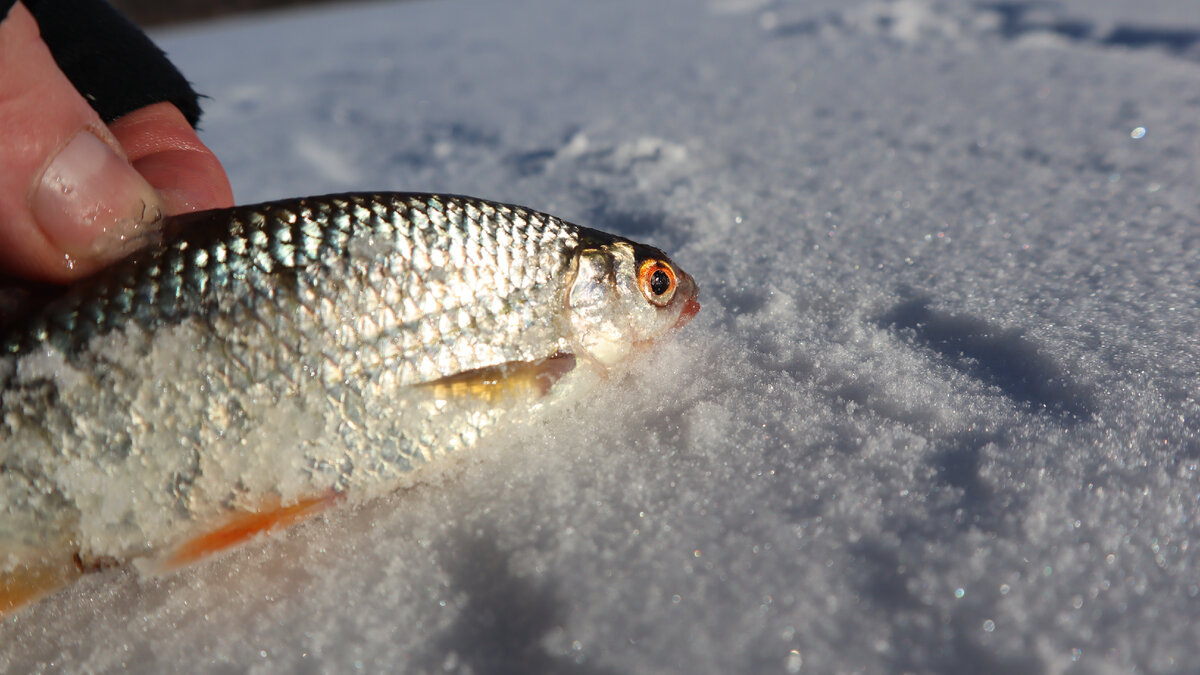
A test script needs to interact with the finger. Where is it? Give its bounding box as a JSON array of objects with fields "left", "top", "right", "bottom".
[
  {"left": 108, "top": 102, "right": 234, "bottom": 215},
  {"left": 0, "top": 4, "right": 165, "bottom": 283}
]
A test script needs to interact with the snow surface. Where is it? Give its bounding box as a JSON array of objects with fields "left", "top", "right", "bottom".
[{"left": 6, "top": 0, "right": 1200, "bottom": 671}]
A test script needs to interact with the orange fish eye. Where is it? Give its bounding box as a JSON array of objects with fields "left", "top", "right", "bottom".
[{"left": 638, "top": 260, "right": 677, "bottom": 306}]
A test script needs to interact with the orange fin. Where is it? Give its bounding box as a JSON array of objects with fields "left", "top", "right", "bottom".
[
  {"left": 0, "top": 555, "right": 82, "bottom": 617},
  {"left": 160, "top": 492, "right": 341, "bottom": 572},
  {"left": 423, "top": 352, "right": 576, "bottom": 404}
]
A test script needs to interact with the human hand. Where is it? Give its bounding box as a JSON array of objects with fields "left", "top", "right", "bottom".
[{"left": 0, "top": 3, "right": 232, "bottom": 283}]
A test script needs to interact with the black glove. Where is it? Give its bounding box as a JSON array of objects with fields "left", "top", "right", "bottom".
[{"left": 3, "top": 0, "right": 203, "bottom": 126}]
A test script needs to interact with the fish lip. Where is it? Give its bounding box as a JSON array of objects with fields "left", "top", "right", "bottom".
[
  {"left": 675, "top": 296, "right": 700, "bottom": 329},
  {"left": 673, "top": 278, "right": 700, "bottom": 330}
]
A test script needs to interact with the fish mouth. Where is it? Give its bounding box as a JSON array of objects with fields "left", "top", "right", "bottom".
[
  {"left": 673, "top": 277, "right": 700, "bottom": 329},
  {"left": 675, "top": 296, "right": 700, "bottom": 329}
]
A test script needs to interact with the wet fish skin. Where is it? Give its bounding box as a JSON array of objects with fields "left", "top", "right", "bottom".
[{"left": 0, "top": 192, "right": 698, "bottom": 572}]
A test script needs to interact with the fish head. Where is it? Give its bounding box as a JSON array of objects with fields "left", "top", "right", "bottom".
[{"left": 566, "top": 237, "right": 699, "bottom": 368}]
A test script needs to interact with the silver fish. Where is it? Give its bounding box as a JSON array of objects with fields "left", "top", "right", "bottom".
[{"left": 0, "top": 192, "right": 698, "bottom": 612}]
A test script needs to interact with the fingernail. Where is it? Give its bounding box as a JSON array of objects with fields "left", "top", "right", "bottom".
[{"left": 32, "top": 130, "right": 164, "bottom": 265}]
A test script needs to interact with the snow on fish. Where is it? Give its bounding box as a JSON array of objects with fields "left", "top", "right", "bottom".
[{"left": 0, "top": 192, "right": 699, "bottom": 614}]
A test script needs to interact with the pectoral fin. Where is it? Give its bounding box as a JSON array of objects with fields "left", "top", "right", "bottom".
[{"left": 422, "top": 352, "right": 576, "bottom": 404}]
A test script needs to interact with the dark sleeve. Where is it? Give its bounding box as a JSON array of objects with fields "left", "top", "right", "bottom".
[{"left": 18, "top": 0, "right": 203, "bottom": 127}]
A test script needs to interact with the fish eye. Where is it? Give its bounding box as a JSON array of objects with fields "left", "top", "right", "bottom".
[
  {"left": 638, "top": 260, "right": 677, "bottom": 306},
  {"left": 650, "top": 270, "right": 670, "bottom": 295}
]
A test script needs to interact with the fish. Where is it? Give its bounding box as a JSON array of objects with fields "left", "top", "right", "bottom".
[{"left": 0, "top": 192, "right": 699, "bottom": 614}]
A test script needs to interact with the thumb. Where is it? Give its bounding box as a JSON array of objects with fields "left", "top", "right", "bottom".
[{"left": 0, "top": 3, "right": 164, "bottom": 283}]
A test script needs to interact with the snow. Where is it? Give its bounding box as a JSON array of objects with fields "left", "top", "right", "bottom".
[{"left": 5, "top": 0, "right": 1200, "bottom": 671}]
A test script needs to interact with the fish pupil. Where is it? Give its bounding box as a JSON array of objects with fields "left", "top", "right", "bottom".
[{"left": 650, "top": 269, "right": 671, "bottom": 295}]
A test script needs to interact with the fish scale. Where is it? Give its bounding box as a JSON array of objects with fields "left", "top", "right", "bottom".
[{"left": 0, "top": 192, "right": 698, "bottom": 610}]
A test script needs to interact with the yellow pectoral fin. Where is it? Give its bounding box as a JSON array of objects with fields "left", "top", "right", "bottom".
[
  {"left": 158, "top": 492, "right": 342, "bottom": 572},
  {"left": 422, "top": 352, "right": 577, "bottom": 404},
  {"left": 0, "top": 554, "right": 82, "bottom": 617}
]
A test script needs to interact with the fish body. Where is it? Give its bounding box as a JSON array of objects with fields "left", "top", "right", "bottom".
[{"left": 0, "top": 193, "right": 698, "bottom": 609}]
